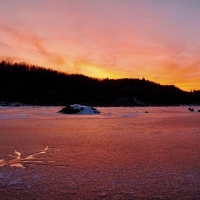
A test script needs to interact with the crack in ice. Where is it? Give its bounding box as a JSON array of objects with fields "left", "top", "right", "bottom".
[{"left": 0, "top": 146, "right": 49, "bottom": 168}]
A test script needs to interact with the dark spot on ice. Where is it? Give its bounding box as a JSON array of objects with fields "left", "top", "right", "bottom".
[
  {"left": 99, "top": 193, "right": 107, "bottom": 198},
  {"left": 188, "top": 108, "right": 194, "bottom": 112}
]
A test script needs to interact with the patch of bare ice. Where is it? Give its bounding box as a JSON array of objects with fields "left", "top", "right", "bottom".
[
  {"left": 10, "top": 163, "right": 25, "bottom": 168},
  {"left": 0, "top": 146, "right": 49, "bottom": 168}
]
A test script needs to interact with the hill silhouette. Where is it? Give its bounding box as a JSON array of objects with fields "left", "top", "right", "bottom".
[{"left": 0, "top": 59, "right": 200, "bottom": 106}]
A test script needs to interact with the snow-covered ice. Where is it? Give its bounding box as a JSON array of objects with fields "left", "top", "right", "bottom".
[{"left": 0, "top": 106, "right": 200, "bottom": 199}]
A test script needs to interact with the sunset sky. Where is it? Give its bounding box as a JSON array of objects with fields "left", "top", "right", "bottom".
[{"left": 1, "top": 0, "right": 200, "bottom": 91}]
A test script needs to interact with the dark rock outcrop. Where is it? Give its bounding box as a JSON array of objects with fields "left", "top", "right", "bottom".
[{"left": 59, "top": 104, "right": 100, "bottom": 114}]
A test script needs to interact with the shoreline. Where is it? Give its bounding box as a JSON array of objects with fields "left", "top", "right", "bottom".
[{"left": 1, "top": 102, "right": 200, "bottom": 108}]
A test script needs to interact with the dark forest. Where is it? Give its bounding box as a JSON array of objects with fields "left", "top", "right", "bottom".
[{"left": 0, "top": 60, "right": 200, "bottom": 106}]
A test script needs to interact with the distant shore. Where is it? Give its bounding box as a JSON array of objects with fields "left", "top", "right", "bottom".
[
  {"left": 0, "top": 101, "right": 200, "bottom": 108},
  {"left": 1, "top": 61, "right": 200, "bottom": 107}
]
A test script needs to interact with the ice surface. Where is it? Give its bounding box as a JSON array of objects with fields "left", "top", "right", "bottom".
[
  {"left": 0, "top": 106, "right": 200, "bottom": 199},
  {"left": 10, "top": 163, "right": 25, "bottom": 168}
]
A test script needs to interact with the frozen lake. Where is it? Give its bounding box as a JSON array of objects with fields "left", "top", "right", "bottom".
[{"left": 0, "top": 106, "right": 200, "bottom": 199}]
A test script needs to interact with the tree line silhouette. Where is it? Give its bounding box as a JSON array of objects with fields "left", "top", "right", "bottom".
[{"left": 0, "top": 59, "right": 200, "bottom": 106}]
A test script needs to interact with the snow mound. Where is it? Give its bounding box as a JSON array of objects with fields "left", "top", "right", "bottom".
[{"left": 59, "top": 104, "right": 100, "bottom": 114}]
